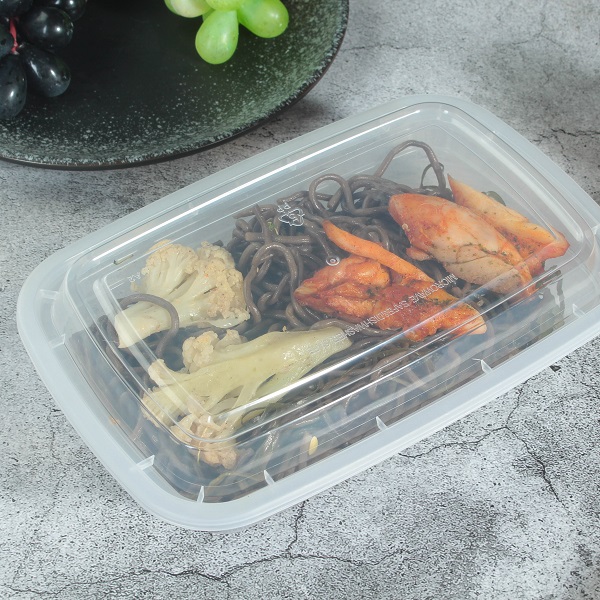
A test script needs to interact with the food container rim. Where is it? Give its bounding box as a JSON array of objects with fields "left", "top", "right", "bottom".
[{"left": 17, "top": 94, "right": 600, "bottom": 530}]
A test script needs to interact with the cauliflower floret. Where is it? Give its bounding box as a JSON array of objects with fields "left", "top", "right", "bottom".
[
  {"left": 171, "top": 413, "right": 237, "bottom": 470},
  {"left": 182, "top": 329, "right": 243, "bottom": 373},
  {"left": 196, "top": 240, "right": 236, "bottom": 268},
  {"left": 113, "top": 240, "right": 250, "bottom": 348},
  {"left": 141, "top": 327, "right": 351, "bottom": 467},
  {"left": 138, "top": 240, "right": 198, "bottom": 296}
]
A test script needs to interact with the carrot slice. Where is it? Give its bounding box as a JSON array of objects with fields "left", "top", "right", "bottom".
[{"left": 322, "top": 220, "right": 433, "bottom": 283}]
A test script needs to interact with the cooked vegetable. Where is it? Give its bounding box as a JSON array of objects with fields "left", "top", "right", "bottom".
[
  {"left": 322, "top": 219, "right": 434, "bottom": 283},
  {"left": 113, "top": 240, "right": 249, "bottom": 348},
  {"left": 141, "top": 326, "right": 351, "bottom": 467}
]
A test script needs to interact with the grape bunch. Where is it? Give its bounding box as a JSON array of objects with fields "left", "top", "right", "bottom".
[
  {"left": 0, "top": 0, "right": 87, "bottom": 119},
  {"left": 165, "top": 0, "right": 288, "bottom": 65}
]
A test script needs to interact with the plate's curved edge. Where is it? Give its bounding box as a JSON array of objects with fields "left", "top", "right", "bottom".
[{"left": 0, "top": 0, "right": 349, "bottom": 171}]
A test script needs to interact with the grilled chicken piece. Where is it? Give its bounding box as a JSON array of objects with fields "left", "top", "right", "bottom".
[
  {"left": 448, "top": 176, "right": 569, "bottom": 276},
  {"left": 295, "top": 255, "right": 390, "bottom": 323},
  {"left": 388, "top": 193, "right": 533, "bottom": 295},
  {"left": 294, "top": 221, "right": 486, "bottom": 342}
]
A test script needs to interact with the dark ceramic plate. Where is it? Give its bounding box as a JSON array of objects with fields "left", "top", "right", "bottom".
[{"left": 0, "top": 0, "right": 348, "bottom": 169}]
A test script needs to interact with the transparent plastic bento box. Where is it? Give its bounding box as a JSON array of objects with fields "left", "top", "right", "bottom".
[{"left": 18, "top": 96, "right": 600, "bottom": 531}]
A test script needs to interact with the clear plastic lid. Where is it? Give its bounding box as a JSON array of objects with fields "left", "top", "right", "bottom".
[{"left": 19, "top": 96, "right": 600, "bottom": 530}]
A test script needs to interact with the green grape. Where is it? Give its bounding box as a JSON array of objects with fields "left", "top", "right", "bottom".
[
  {"left": 165, "top": 0, "right": 211, "bottom": 18},
  {"left": 237, "top": 0, "right": 288, "bottom": 38},
  {"left": 195, "top": 9, "right": 239, "bottom": 64},
  {"left": 205, "top": 0, "right": 241, "bottom": 10}
]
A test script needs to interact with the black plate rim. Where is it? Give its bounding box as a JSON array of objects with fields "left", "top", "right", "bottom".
[{"left": 0, "top": 1, "right": 349, "bottom": 171}]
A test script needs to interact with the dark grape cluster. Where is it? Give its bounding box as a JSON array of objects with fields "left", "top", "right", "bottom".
[{"left": 0, "top": 0, "right": 87, "bottom": 119}]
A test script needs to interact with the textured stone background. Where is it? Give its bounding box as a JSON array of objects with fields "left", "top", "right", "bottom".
[{"left": 1, "top": 1, "right": 599, "bottom": 598}]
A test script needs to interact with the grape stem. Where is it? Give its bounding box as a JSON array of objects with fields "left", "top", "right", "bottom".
[{"left": 9, "top": 19, "right": 18, "bottom": 54}]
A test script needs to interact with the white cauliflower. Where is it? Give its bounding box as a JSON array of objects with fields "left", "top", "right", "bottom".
[
  {"left": 181, "top": 329, "right": 244, "bottom": 373},
  {"left": 113, "top": 240, "right": 250, "bottom": 348},
  {"left": 171, "top": 413, "right": 238, "bottom": 470},
  {"left": 141, "top": 327, "right": 351, "bottom": 467}
]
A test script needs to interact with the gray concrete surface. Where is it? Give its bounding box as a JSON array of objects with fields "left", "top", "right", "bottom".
[{"left": 2, "top": 0, "right": 600, "bottom": 598}]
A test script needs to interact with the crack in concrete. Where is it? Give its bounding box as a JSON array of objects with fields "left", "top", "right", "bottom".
[
  {"left": 1, "top": 585, "right": 52, "bottom": 597},
  {"left": 3, "top": 566, "right": 230, "bottom": 599},
  {"left": 8, "top": 408, "right": 69, "bottom": 592},
  {"left": 393, "top": 385, "right": 567, "bottom": 508},
  {"left": 144, "top": 567, "right": 225, "bottom": 584},
  {"left": 397, "top": 384, "right": 526, "bottom": 460},
  {"left": 505, "top": 0, "right": 561, "bottom": 52},
  {"left": 505, "top": 426, "right": 563, "bottom": 505},
  {"left": 515, "top": 0, "right": 576, "bottom": 54},
  {"left": 344, "top": 43, "right": 432, "bottom": 55},
  {"left": 541, "top": 130, "right": 568, "bottom": 154},
  {"left": 286, "top": 500, "right": 306, "bottom": 554},
  {"left": 551, "top": 127, "right": 600, "bottom": 138},
  {"left": 534, "top": 126, "right": 600, "bottom": 177},
  {"left": 2, "top": 514, "right": 404, "bottom": 598},
  {"left": 3, "top": 544, "right": 407, "bottom": 597},
  {"left": 289, "top": 548, "right": 402, "bottom": 568},
  {"left": 397, "top": 426, "right": 503, "bottom": 460},
  {"left": 145, "top": 567, "right": 229, "bottom": 590},
  {"left": 6, "top": 472, "right": 311, "bottom": 597}
]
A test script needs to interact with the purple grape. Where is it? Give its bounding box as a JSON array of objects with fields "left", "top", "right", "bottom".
[
  {"left": 0, "top": 53, "right": 26, "bottom": 118},
  {"left": 19, "top": 6, "right": 73, "bottom": 49},
  {"left": 35, "top": 0, "right": 86, "bottom": 22},
  {"left": 19, "top": 41, "right": 70, "bottom": 97},
  {"left": 0, "top": 0, "right": 84, "bottom": 116}
]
